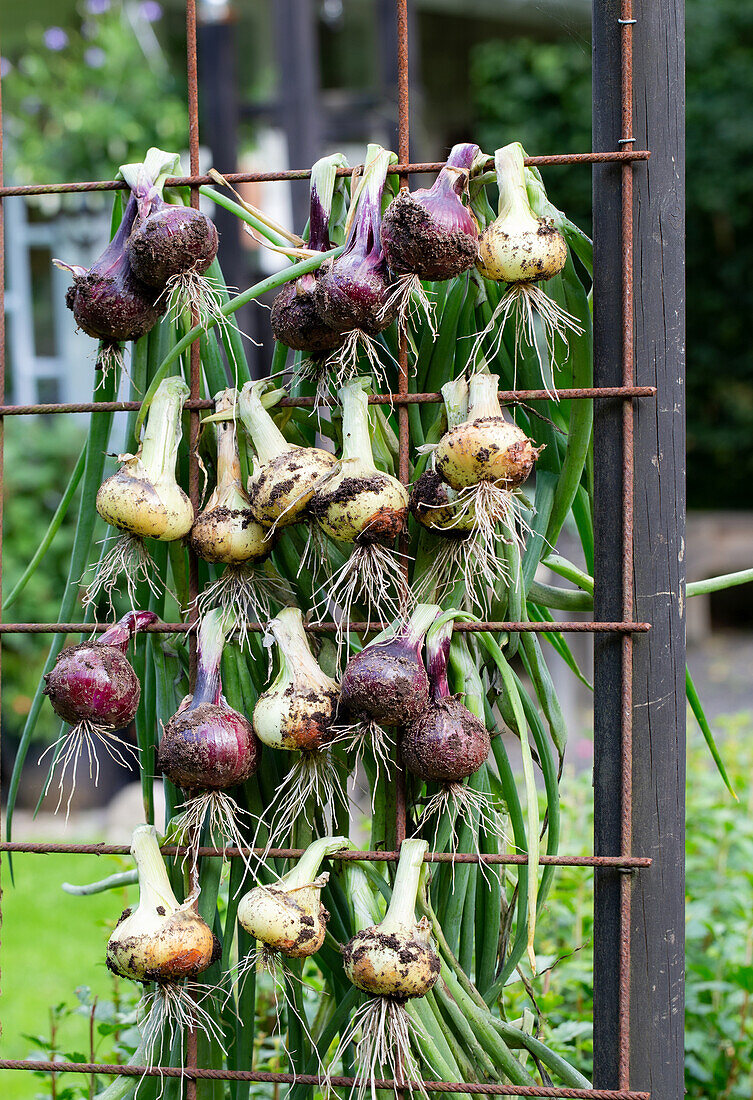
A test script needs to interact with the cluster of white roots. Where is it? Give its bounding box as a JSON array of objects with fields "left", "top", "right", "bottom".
[
  {"left": 83, "top": 532, "right": 162, "bottom": 613},
  {"left": 415, "top": 484, "right": 534, "bottom": 614},
  {"left": 327, "top": 997, "right": 430, "bottom": 1100},
  {"left": 315, "top": 542, "right": 411, "bottom": 664},
  {"left": 380, "top": 275, "right": 438, "bottom": 342},
  {"left": 96, "top": 341, "right": 125, "bottom": 380},
  {"left": 324, "top": 329, "right": 396, "bottom": 399},
  {"left": 226, "top": 946, "right": 322, "bottom": 1073},
  {"left": 416, "top": 783, "right": 508, "bottom": 886},
  {"left": 38, "top": 720, "right": 140, "bottom": 820},
  {"left": 170, "top": 789, "right": 256, "bottom": 877},
  {"left": 329, "top": 720, "right": 395, "bottom": 808},
  {"left": 163, "top": 269, "right": 228, "bottom": 333},
  {"left": 136, "top": 981, "right": 227, "bottom": 1095},
  {"left": 258, "top": 749, "right": 348, "bottom": 853},
  {"left": 193, "top": 565, "right": 292, "bottom": 653},
  {"left": 471, "top": 282, "right": 583, "bottom": 396}
]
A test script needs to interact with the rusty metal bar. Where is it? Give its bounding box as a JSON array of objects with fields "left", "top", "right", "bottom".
[
  {"left": 0, "top": 841, "right": 651, "bottom": 866},
  {"left": 0, "top": 1061, "right": 650, "bottom": 1098},
  {"left": 393, "top": 0, "right": 412, "bottom": 853},
  {"left": 0, "top": 621, "right": 649, "bottom": 635},
  {"left": 0, "top": 22, "right": 5, "bottom": 1018},
  {"left": 0, "top": 152, "right": 652, "bottom": 198},
  {"left": 618, "top": 0, "right": 636, "bottom": 1089},
  {"left": 0, "top": 386, "right": 657, "bottom": 417}
]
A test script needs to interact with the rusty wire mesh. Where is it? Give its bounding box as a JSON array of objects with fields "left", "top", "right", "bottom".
[{"left": 0, "top": 0, "right": 651, "bottom": 1096}]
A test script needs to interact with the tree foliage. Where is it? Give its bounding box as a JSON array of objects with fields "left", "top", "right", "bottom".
[{"left": 469, "top": 4, "right": 753, "bottom": 508}]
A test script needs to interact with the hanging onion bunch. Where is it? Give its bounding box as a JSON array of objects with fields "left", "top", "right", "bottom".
[
  {"left": 106, "top": 824, "right": 224, "bottom": 1068},
  {"left": 41, "top": 610, "right": 157, "bottom": 817},
  {"left": 472, "top": 143, "right": 581, "bottom": 386},
  {"left": 53, "top": 191, "right": 166, "bottom": 375},
  {"left": 120, "top": 147, "right": 220, "bottom": 327},
  {"left": 314, "top": 144, "right": 399, "bottom": 390},
  {"left": 380, "top": 142, "right": 480, "bottom": 337},
  {"left": 401, "top": 612, "right": 505, "bottom": 864},
  {"left": 192, "top": 389, "right": 289, "bottom": 648},
  {"left": 309, "top": 379, "right": 410, "bottom": 651},
  {"left": 334, "top": 603, "right": 438, "bottom": 785},
  {"left": 329, "top": 839, "right": 439, "bottom": 1100},
  {"left": 157, "top": 608, "right": 261, "bottom": 866},
  {"left": 253, "top": 607, "right": 343, "bottom": 848},
  {"left": 271, "top": 153, "right": 349, "bottom": 401},
  {"left": 85, "top": 375, "right": 194, "bottom": 610},
  {"left": 232, "top": 835, "right": 351, "bottom": 1042},
  {"left": 416, "top": 372, "right": 541, "bottom": 612}
]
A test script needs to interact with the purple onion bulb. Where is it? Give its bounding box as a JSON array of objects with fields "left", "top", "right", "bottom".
[{"left": 43, "top": 610, "right": 158, "bottom": 728}]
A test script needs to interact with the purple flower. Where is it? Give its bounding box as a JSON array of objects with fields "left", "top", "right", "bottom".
[
  {"left": 43, "top": 27, "right": 69, "bottom": 51},
  {"left": 84, "top": 47, "right": 106, "bottom": 69},
  {"left": 139, "top": 1, "right": 163, "bottom": 21},
  {"left": 85, "top": 0, "right": 112, "bottom": 12}
]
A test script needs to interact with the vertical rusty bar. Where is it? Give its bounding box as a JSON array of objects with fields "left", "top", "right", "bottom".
[
  {"left": 185, "top": 3, "right": 201, "bottom": 1095},
  {"left": 394, "top": 0, "right": 411, "bottom": 849},
  {"left": 0, "top": 23, "right": 6, "bottom": 1014},
  {"left": 618, "top": 0, "right": 635, "bottom": 1088}
]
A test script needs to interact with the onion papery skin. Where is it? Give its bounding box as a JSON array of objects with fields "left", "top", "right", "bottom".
[
  {"left": 237, "top": 883, "right": 329, "bottom": 958},
  {"left": 127, "top": 202, "right": 219, "bottom": 288},
  {"left": 310, "top": 472, "right": 409, "bottom": 545},
  {"left": 253, "top": 681, "right": 339, "bottom": 753},
  {"left": 157, "top": 701, "right": 261, "bottom": 790},
  {"left": 381, "top": 181, "right": 479, "bottom": 281},
  {"left": 249, "top": 450, "right": 337, "bottom": 530},
  {"left": 96, "top": 459, "right": 195, "bottom": 541},
  {"left": 43, "top": 643, "right": 140, "bottom": 728},
  {"left": 314, "top": 251, "right": 397, "bottom": 336},
  {"left": 340, "top": 639, "right": 430, "bottom": 727},
  {"left": 190, "top": 505, "right": 271, "bottom": 565},
  {"left": 477, "top": 217, "right": 567, "bottom": 285},
  {"left": 343, "top": 919, "right": 440, "bottom": 999},
  {"left": 270, "top": 276, "right": 344, "bottom": 353},
  {"left": 106, "top": 906, "right": 220, "bottom": 984},
  {"left": 400, "top": 695, "right": 490, "bottom": 783},
  {"left": 435, "top": 417, "right": 539, "bottom": 491},
  {"left": 409, "top": 470, "right": 475, "bottom": 536}
]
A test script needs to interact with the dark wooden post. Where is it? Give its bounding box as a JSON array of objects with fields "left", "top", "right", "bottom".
[{"left": 593, "top": 1, "right": 686, "bottom": 1098}]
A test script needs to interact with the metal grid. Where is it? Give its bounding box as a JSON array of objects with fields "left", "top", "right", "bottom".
[{"left": 0, "top": 1, "right": 661, "bottom": 1097}]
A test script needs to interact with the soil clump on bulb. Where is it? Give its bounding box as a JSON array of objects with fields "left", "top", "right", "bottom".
[
  {"left": 127, "top": 207, "right": 218, "bottom": 287},
  {"left": 382, "top": 193, "right": 478, "bottom": 280}
]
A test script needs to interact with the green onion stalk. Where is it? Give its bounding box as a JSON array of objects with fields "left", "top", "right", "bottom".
[
  {"left": 105, "top": 825, "right": 224, "bottom": 1074},
  {"left": 472, "top": 142, "right": 582, "bottom": 387},
  {"left": 85, "top": 375, "right": 194, "bottom": 611},
  {"left": 309, "top": 378, "right": 410, "bottom": 657},
  {"left": 328, "top": 839, "right": 440, "bottom": 1100},
  {"left": 191, "top": 388, "right": 291, "bottom": 649}
]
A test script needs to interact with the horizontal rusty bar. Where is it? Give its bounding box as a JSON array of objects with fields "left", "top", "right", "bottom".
[
  {"left": 0, "top": 842, "right": 651, "bottom": 867},
  {"left": 0, "top": 621, "right": 649, "bottom": 635},
  {"left": 0, "top": 1060, "right": 650, "bottom": 1097},
  {"left": 0, "top": 387, "right": 657, "bottom": 418},
  {"left": 0, "top": 151, "right": 651, "bottom": 198}
]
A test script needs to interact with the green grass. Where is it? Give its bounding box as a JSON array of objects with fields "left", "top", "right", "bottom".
[{"left": 0, "top": 852, "right": 137, "bottom": 1100}]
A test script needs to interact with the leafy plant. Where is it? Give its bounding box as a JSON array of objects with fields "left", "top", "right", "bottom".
[{"left": 1, "top": 3, "right": 186, "bottom": 186}]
